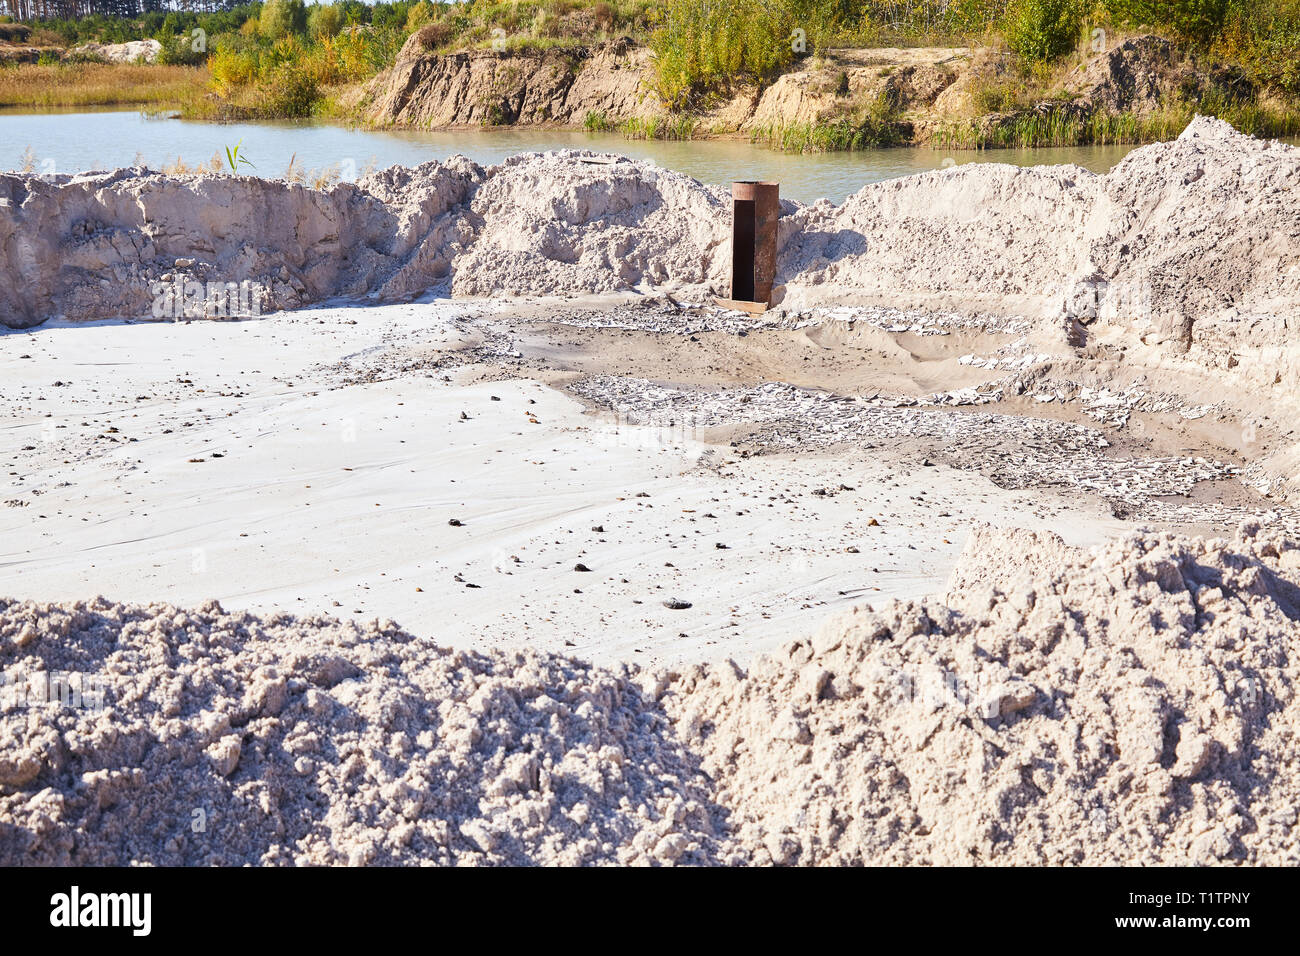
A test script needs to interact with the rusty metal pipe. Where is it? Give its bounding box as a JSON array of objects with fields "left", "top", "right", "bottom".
[{"left": 730, "top": 181, "right": 779, "bottom": 308}]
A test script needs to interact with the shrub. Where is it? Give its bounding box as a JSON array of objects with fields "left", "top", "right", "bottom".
[
  {"left": 409, "top": 20, "right": 454, "bottom": 52},
  {"left": 1215, "top": 0, "right": 1300, "bottom": 96},
  {"left": 648, "top": 0, "right": 800, "bottom": 107},
  {"left": 592, "top": 2, "right": 616, "bottom": 32},
  {"left": 404, "top": 1, "right": 435, "bottom": 31},
  {"left": 259, "top": 61, "right": 321, "bottom": 114},
  {"left": 208, "top": 43, "right": 260, "bottom": 95},
  {"left": 1004, "top": 0, "right": 1084, "bottom": 62},
  {"left": 156, "top": 30, "right": 209, "bottom": 66}
]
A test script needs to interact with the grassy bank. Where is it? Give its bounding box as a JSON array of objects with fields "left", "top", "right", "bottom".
[
  {"left": 5, "top": 1, "right": 1300, "bottom": 150},
  {"left": 932, "top": 97, "right": 1300, "bottom": 150},
  {"left": 0, "top": 62, "right": 208, "bottom": 110}
]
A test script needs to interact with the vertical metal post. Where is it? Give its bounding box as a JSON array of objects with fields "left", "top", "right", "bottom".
[{"left": 730, "top": 181, "right": 779, "bottom": 309}]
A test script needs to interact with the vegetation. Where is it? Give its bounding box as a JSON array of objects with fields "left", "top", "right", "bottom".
[
  {"left": 1004, "top": 0, "right": 1085, "bottom": 62},
  {"left": 620, "top": 111, "right": 697, "bottom": 139},
  {"left": 223, "top": 139, "right": 254, "bottom": 171},
  {"left": 0, "top": 61, "right": 207, "bottom": 109},
  {"left": 2, "top": 1, "right": 1300, "bottom": 150},
  {"left": 582, "top": 109, "right": 615, "bottom": 131},
  {"left": 750, "top": 88, "right": 910, "bottom": 151},
  {"left": 933, "top": 91, "right": 1300, "bottom": 149}
]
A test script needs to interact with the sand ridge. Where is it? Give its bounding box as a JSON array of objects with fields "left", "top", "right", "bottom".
[{"left": 4, "top": 117, "right": 1299, "bottom": 365}]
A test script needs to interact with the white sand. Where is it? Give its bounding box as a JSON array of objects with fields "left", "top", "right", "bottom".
[
  {"left": 0, "top": 302, "right": 1126, "bottom": 667},
  {"left": 6, "top": 522, "right": 1300, "bottom": 865}
]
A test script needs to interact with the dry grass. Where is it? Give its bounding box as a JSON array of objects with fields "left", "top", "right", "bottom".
[
  {"left": 160, "top": 153, "right": 226, "bottom": 175},
  {"left": 0, "top": 62, "right": 209, "bottom": 110},
  {"left": 282, "top": 152, "right": 378, "bottom": 188}
]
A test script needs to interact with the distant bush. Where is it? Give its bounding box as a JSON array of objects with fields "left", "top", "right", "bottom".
[
  {"left": 1004, "top": 0, "right": 1084, "bottom": 62},
  {"left": 156, "top": 30, "right": 209, "bottom": 66},
  {"left": 259, "top": 61, "right": 321, "bottom": 114},
  {"left": 209, "top": 40, "right": 260, "bottom": 95},
  {"left": 970, "top": 74, "right": 1023, "bottom": 112},
  {"left": 1103, "top": 0, "right": 1231, "bottom": 46},
  {"left": 403, "top": 1, "right": 435, "bottom": 32},
  {"left": 308, "top": 3, "right": 345, "bottom": 39},
  {"left": 1215, "top": 0, "right": 1300, "bottom": 96},
  {"left": 260, "top": 0, "right": 308, "bottom": 42},
  {"left": 408, "top": 20, "right": 455, "bottom": 53},
  {"left": 592, "top": 2, "right": 615, "bottom": 32},
  {"left": 649, "top": 0, "right": 802, "bottom": 107}
]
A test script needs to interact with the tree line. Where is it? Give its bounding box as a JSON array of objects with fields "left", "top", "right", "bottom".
[{"left": 1, "top": 0, "right": 241, "bottom": 21}]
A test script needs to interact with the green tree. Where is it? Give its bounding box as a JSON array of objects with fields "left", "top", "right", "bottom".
[
  {"left": 260, "top": 0, "right": 307, "bottom": 41},
  {"left": 405, "top": 0, "right": 435, "bottom": 31},
  {"left": 1102, "top": 0, "right": 1230, "bottom": 45},
  {"left": 307, "top": 2, "right": 343, "bottom": 39}
]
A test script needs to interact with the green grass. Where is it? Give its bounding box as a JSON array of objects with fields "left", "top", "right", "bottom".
[
  {"left": 749, "top": 116, "right": 911, "bottom": 152},
  {"left": 620, "top": 113, "right": 698, "bottom": 140},
  {"left": 930, "top": 94, "right": 1300, "bottom": 149},
  {"left": 583, "top": 109, "right": 615, "bottom": 131}
]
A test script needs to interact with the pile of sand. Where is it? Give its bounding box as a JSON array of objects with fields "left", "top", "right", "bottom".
[
  {"left": 782, "top": 116, "right": 1300, "bottom": 348},
  {"left": 68, "top": 39, "right": 161, "bottom": 63},
  {"left": 682, "top": 521, "right": 1300, "bottom": 864},
  {"left": 0, "top": 600, "right": 727, "bottom": 865},
  {"left": 4, "top": 118, "right": 1298, "bottom": 358},
  {"left": 0, "top": 150, "right": 726, "bottom": 329},
  {"left": 5, "top": 521, "right": 1300, "bottom": 865}
]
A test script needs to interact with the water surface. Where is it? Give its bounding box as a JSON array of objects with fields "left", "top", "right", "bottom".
[{"left": 1, "top": 109, "right": 1142, "bottom": 204}]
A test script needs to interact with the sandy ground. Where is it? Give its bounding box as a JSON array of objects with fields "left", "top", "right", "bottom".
[
  {"left": 6, "top": 122, "right": 1300, "bottom": 866},
  {"left": 0, "top": 299, "right": 1143, "bottom": 667}
]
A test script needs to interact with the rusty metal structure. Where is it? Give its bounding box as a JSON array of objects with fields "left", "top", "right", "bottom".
[{"left": 718, "top": 181, "right": 779, "bottom": 313}]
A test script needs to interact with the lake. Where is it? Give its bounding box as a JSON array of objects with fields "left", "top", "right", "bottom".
[{"left": 0, "top": 109, "right": 1141, "bottom": 205}]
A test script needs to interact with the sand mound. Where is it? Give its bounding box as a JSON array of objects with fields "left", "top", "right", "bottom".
[
  {"left": 782, "top": 117, "right": 1300, "bottom": 343},
  {"left": 688, "top": 521, "right": 1300, "bottom": 864},
  {"left": 0, "top": 599, "right": 725, "bottom": 865},
  {"left": 0, "top": 152, "right": 722, "bottom": 328},
  {"left": 5, "top": 522, "right": 1300, "bottom": 865},
  {"left": 449, "top": 151, "right": 728, "bottom": 297},
  {"left": 70, "top": 39, "right": 161, "bottom": 63},
  {"left": 4, "top": 117, "right": 1298, "bottom": 352},
  {"left": 942, "top": 524, "right": 1083, "bottom": 599},
  {"left": 0, "top": 158, "right": 484, "bottom": 328}
]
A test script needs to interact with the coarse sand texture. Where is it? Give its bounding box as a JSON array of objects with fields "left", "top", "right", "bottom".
[{"left": 3, "top": 523, "right": 1299, "bottom": 865}]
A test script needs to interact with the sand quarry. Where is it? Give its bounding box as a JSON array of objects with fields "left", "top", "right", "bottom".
[{"left": 3, "top": 117, "right": 1300, "bottom": 865}]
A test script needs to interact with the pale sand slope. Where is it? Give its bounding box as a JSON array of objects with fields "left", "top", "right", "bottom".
[
  {"left": 0, "top": 302, "right": 1126, "bottom": 667},
  {"left": 6, "top": 523, "right": 1299, "bottom": 864}
]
